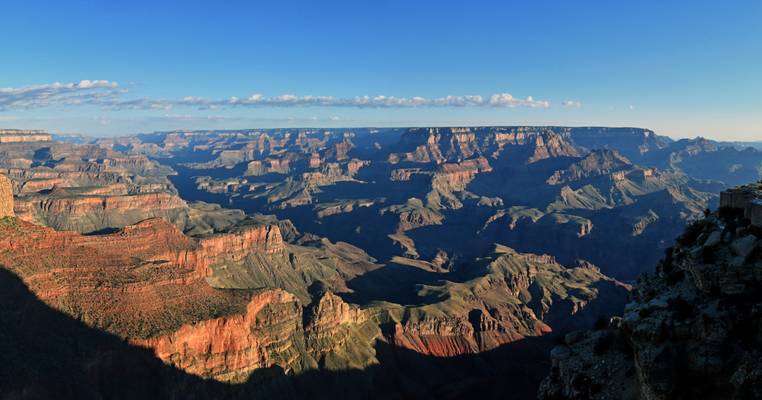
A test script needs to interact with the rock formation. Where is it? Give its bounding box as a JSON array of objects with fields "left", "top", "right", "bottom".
[
  {"left": 720, "top": 182, "right": 762, "bottom": 227},
  {"left": 538, "top": 182, "right": 762, "bottom": 400},
  {"left": 133, "top": 289, "right": 307, "bottom": 382}
]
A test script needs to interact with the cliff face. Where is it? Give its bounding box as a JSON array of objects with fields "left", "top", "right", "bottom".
[
  {"left": 199, "top": 224, "right": 284, "bottom": 257},
  {"left": 13, "top": 191, "right": 190, "bottom": 233},
  {"left": 538, "top": 182, "right": 762, "bottom": 400},
  {"left": 0, "top": 174, "right": 13, "bottom": 217},
  {"left": 133, "top": 289, "right": 308, "bottom": 382},
  {"left": 0, "top": 217, "right": 287, "bottom": 339}
]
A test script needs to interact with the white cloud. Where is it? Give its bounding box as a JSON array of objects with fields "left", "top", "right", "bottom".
[
  {"left": 0, "top": 80, "right": 122, "bottom": 110},
  {"left": 0, "top": 80, "right": 573, "bottom": 112},
  {"left": 488, "top": 93, "right": 550, "bottom": 108},
  {"left": 77, "top": 80, "right": 118, "bottom": 89}
]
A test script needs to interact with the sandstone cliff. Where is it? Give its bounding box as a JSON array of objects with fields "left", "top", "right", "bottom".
[{"left": 133, "top": 289, "right": 310, "bottom": 382}]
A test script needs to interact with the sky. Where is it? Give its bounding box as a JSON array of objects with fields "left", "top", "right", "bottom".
[{"left": 0, "top": 0, "right": 760, "bottom": 140}]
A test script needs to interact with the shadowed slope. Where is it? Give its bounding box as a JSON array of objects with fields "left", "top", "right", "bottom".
[{"left": 0, "top": 264, "right": 562, "bottom": 400}]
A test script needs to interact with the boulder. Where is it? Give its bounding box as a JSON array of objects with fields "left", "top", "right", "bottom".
[
  {"left": 704, "top": 230, "right": 722, "bottom": 248},
  {"left": 731, "top": 235, "right": 758, "bottom": 260}
]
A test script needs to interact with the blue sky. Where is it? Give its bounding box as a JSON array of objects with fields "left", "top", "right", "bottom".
[{"left": 1, "top": 0, "right": 760, "bottom": 139}]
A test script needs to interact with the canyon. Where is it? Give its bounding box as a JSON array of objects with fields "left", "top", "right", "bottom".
[{"left": 1, "top": 126, "right": 761, "bottom": 398}]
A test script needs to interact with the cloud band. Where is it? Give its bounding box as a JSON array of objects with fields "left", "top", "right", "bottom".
[{"left": 0, "top": 80, "right": 579, "bottom": 111}]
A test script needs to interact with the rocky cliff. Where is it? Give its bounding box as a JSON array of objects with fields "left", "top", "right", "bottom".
[
  {"left": 538, "top": 182, "right": 762, "bottom": 400},
  {"left": 133, "top": 289, "right": 308, "bottom": 382},
  {"left": 12, "top": 190, "right": 199, "bottom": 234}
]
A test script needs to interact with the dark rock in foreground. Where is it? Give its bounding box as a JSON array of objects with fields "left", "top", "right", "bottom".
[{"left": 538, "top": 182, "right": 762, "bottom": 400}]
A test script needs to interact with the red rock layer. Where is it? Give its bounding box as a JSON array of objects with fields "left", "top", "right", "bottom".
[
  {"left": 388, "top": 314, "right": 546, "bottom": 357},
  {"left": 133, "top": 289, "right": 303, "bottom": 382},
  {"left": 391, "top": 318, "right": 478, "bottom": 356},
  {"left": 0, "top": 217, "right": 284, "bottom": 339},
  {"left": 434, "top": 156, "right": 493, "bottom": 191}
]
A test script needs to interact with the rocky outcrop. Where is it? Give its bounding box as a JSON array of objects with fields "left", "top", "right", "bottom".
[
  {"left": 720, "top": 182, "right": 762, "bottom": 227},
  {"left": 538, "top": 183, "right": 762, "bottom": 400},
  {"left": 314, "top": 199, "right": 376, "bottom": 218},
  {"left": 0, "top": 174, "right": 13, "bottom": 217},
  {"left": 197, "top": 224, "right": 284, "bottom": 276},
  {"left": 527, "top": 133, "right": 582, "bottom": 163},
  {"left": 391, "top": 317, "right": 482, "bottom": 357},
  {"left": 133, "top": 289, "right": 307, "bottom": 382},
  {"left": 1, "top": 169, "right": 127, "bottom": 194},
  {"left": 632, "top": 210, "right": 660, "bottom": 236},
  {"left": 16, "top": 191, "right": 185, "bottom": 216},
  {"left": 245, "top": 158, "right": 291, "bottom": 176},
  {"left": 13, "top": 191, "right": 190, "bottom": 232}
]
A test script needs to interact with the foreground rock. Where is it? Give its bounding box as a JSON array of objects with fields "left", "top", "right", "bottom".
[{"left": 538, "top": 182, "right": 762, "bottom": 400}]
